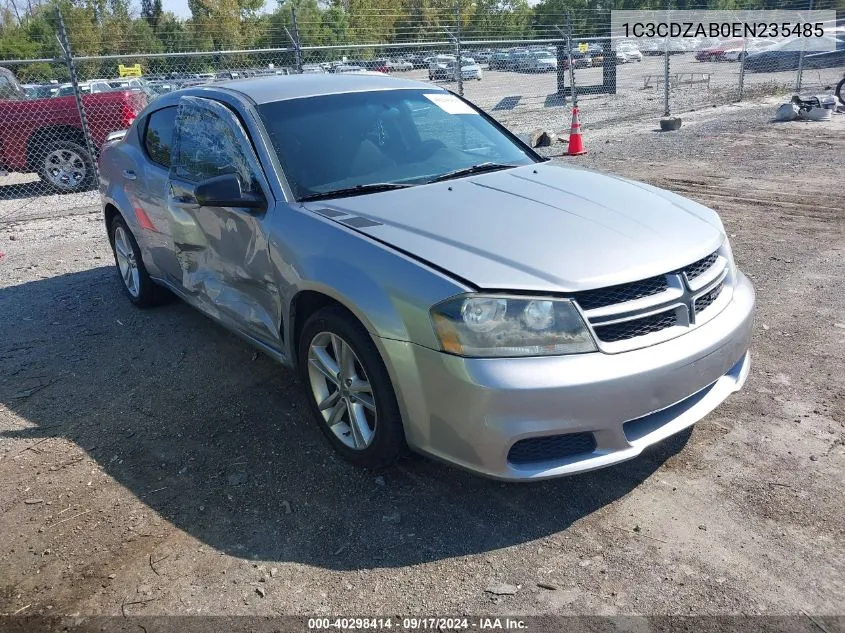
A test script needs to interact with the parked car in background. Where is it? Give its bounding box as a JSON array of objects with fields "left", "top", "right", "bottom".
[
  {"left": 23, "top": 83, "right": 57, "bottom": 99},
  {"left": 617, "top": 42, "right": 643, "bottom": 62},
  {"left": 640, "top": 38, "right": 684, "bottom": 55},
  {"left": 53, "top": 82, "right": 92, "bottom": 97},
  {"left": 430, "top": 56, "right": 482, "bottom": 81},
  {"left": 696, "top": 39, "right": 745, "bottom": 62},
  {"left": 428, "top": 54, "right": 455, "bottom": 80},
  {"left": 330, "top": 64, "right": 365, "bottom": 74},
  {"left": 569, "top": 51, "right": 592, "bottom": 69},
  {"left": 721, "top": 40, "right": 776, "bottom": 62},
  {"left": 405, "top": 54, "right": 430, "bottom": 69},
  {"left": 744, "top": 34, "right": 845, "bottom": 72},
  {"left": 147, "top": 81, "right": 177, "bottom": 96},
  {"left": 507, "top": 50, "right": 532, "bottom": 71},
  {"left": 488, "top": 51, "right": 512, "bottom": 70},
  {"left": 523, "top": 50, "right": 558, "bottom": 73},
  {"left": 386, "top": 58, "right": 413, "bottom": 72},
  {"left": 98, "top": 73, "right": 754, "bottom": 481},
  {"left": 472, "top": 50, "right": 493, "bottom": 63},
  {"left": 302, "top": 64, "right": 327, "bottom": 74},
  {"left": 0, "top": 67, "right": 146, "bottom": 192},
  {"left": 350, "top": 59, "right": 390, "bottom": 73}
]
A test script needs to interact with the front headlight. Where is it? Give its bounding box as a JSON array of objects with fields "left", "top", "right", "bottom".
[{"left": 430, "top": 294, "right": 597, "bottom": 358}]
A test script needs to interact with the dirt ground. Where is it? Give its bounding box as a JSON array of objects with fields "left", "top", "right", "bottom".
[{"left": 0, "top": 103, "right": 843, "bottom": 624}]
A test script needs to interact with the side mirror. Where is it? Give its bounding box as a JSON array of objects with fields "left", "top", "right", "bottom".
[{"left": 194, "top": 173, "right": 266, "bottom": 211}]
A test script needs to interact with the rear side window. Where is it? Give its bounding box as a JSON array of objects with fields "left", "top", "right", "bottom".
[{"left": 144, "top": 107, "right": 177, "bottom": 167}]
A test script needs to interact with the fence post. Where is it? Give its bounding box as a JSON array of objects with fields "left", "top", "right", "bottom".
[
  {"left": 795, "top": 0, "right": 814, "bottom": 93},
  {"left": 662, "top": 36, "right": 670, "bottom": 117},
  {"left": 455, "top": 0, "right": 463, "bottom": 97},
  {"left": 566, "top": 11, "right": 577, "bottom": 108},
  {"left": 290, "top": 6, "right": 303, "bottom": 74},
  {"left": 55, "top": 7, "right": 99, "bottom": 186},
  {"left": 555, "top": 34, "right": 567, "bottom": 99},
  {"left": 738, "top": 36, "right": 747, "bottom": 101}
]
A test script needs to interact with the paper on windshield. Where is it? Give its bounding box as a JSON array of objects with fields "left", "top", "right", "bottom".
[{"left": 424, "top": 93, "right": 476, "bottom": 115}]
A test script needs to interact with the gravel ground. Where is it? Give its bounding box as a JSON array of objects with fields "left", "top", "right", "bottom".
[{"left": 0, "top": 102, "right": 843, "bottom": 624}]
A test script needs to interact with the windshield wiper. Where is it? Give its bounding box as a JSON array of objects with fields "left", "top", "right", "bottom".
[
  {"left": 427, "top": 162, "right": 517, "bottom": 184},
  {"left": 299, "top": 182, "right": 412, "bottom": 202}
]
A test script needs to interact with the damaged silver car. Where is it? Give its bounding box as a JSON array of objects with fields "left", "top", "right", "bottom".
[{"left": 99, "top": 74, "right": 755, "bottom": 480}]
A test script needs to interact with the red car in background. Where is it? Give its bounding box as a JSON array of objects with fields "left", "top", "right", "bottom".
[
  {"left": 350, "top": 59, "right": 391, "bottom": 73},
  {"left": 696, "top": 39, "right": 745, "bottom": 62}
]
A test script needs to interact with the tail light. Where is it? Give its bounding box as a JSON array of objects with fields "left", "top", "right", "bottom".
[{"left": 120, "top": 100, "right": 137, "bottom": 128}]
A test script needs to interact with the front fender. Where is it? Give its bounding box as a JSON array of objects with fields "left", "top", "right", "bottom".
[{"left": 268, "top": 206, "right": 470, "bottom": 356}]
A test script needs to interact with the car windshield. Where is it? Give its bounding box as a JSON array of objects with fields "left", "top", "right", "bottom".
[{"left": 257, "top": 89, "right": 536, "bottom": 200}]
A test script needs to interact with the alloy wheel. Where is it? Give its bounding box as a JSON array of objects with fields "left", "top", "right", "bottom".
[
  {"left": 113, "top": 225, "right": 140, "bottom": 298},
  {"left": 307, "top": 331, "right": 377, "bottom": 450}
]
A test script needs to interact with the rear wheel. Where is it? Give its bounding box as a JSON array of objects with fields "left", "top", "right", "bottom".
[
  {"left": 836, "top": 75, "right": 845, "bottom": 107},
  {"left": 299, "top": 307, "right": 407, "bottom": 468},
  {"left": 37, "top": 140, "right": 94, "bottom": 193}
]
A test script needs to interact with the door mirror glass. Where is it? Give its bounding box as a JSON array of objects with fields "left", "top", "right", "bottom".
[{"left": 194, "top": 173, "right": 266, "bottom": 210}]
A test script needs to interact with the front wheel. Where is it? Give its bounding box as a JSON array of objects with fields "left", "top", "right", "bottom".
[
  {"left": 108, "top": 215, "right": 170, "bottom": 308},
  {"left": 836, "top": 75, "right": 845, "bottom": 107},
  {"left": 299, "top": 307, "right": 408, "bottom": 469}
]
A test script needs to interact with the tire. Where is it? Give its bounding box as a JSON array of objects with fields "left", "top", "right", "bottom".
[
  {"left": 836, "top": 76, "right": 845, "bottom": 107},
  {"left": 36, "top": 139, "right": 95, "bottom": 193},
  {"left": 108, "top": 214, "right": 170, "bottom": 308},
  {"left": 298, "top": 306, "right": 408, "bottom": 469}
]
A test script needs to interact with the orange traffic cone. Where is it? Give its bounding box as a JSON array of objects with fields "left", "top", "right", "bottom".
[{"left": 567, "top": 107, "right": 586, "bottom": 156}]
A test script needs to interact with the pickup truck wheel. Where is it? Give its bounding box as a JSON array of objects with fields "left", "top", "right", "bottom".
[
  {"left": 38, "top": 140, "right": 94, "bottom": 193},
  {"left": 299, "top": 307, "right": 408, "bottom": 469}
]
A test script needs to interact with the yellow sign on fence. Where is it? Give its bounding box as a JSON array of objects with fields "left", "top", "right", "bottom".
[
  {"left": 118, "top": 63, "right": 142, "bottom": 77},
  {"left": 577, "top": 43, "right": 589, "bottom": 53}
]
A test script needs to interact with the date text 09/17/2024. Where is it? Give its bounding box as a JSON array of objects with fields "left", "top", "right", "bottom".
[{"left": 307, "top": 617, "right": 527, "bottom": 630}]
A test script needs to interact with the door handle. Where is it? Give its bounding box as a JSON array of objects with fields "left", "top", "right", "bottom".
[{"left": 122, "top": 169, "right": 137, "bottom": 180}]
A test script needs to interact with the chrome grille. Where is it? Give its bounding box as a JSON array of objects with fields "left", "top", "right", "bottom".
[
  {"left": 593, "top": 311, "right": 678, "bottom": 343},
  {"left": 682, "top": 252, "right": 719, "bottom": 281},
  {"left": 571, "top": 275, "right": 668, "bottom": 311},
  {"left": 573, "top": 249, "right": 728, "bottom": 350}
]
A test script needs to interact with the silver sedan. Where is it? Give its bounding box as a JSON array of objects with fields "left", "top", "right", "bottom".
[{"left": 99, "top": 74, "right": 754, "bottom": 480}]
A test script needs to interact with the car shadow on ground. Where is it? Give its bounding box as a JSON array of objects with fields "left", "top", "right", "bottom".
[
  {"left": 0, "top": 268, "right": 691, "bottom": 570},
  {"left": 0, "top": 179, "right": 52, "bottom": 200}
]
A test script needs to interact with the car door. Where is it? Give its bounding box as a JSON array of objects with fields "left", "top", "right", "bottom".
[
  {"left": 165, "top": 95, "right": 282, "bottom": 349},
  {"left": 134, "top": 105, "right": 183, "bottom": 282}
]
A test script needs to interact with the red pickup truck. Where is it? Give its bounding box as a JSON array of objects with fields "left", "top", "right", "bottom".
[{"left": 0, "top": 67, "right": 147, "bottom": 193}]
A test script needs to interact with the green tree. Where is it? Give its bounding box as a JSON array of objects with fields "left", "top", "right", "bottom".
[{"left": 141, "top": 0, "right": 163, "bottom": 29}]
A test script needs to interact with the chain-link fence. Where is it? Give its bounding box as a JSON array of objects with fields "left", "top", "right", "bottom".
[{"left": 0, "top": 4, "right": 842, "bottom": 223}]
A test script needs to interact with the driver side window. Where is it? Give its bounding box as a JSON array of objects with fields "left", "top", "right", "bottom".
[{"left": 171, "top": 99, "right": 257, "bottom": 192}]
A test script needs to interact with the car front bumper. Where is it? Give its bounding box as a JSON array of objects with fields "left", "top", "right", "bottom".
[{"left": 381, "top": 272, "right": 755, "bottom": 481}]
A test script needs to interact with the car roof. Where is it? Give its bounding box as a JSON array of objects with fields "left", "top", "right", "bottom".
[{"left": 217, "top": 73, "right": 442, "bottom": 104}]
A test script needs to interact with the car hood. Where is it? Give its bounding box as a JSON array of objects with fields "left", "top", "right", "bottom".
[{"left": 306, "top": 163, "right": 725, "bottom": 293}]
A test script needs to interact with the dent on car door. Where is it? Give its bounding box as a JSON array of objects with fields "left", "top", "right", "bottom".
[{"left": 166, "top": 95, "right": 281, "bottom": 347}]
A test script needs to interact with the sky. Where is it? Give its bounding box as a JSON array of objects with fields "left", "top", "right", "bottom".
[{"left": 159, "top": 0, "right": 270, "bottom": 19}]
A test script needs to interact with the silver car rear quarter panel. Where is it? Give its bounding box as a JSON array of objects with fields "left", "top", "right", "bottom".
[{"left": 380, "top": 272, "right": 755, "bottom": 481}]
